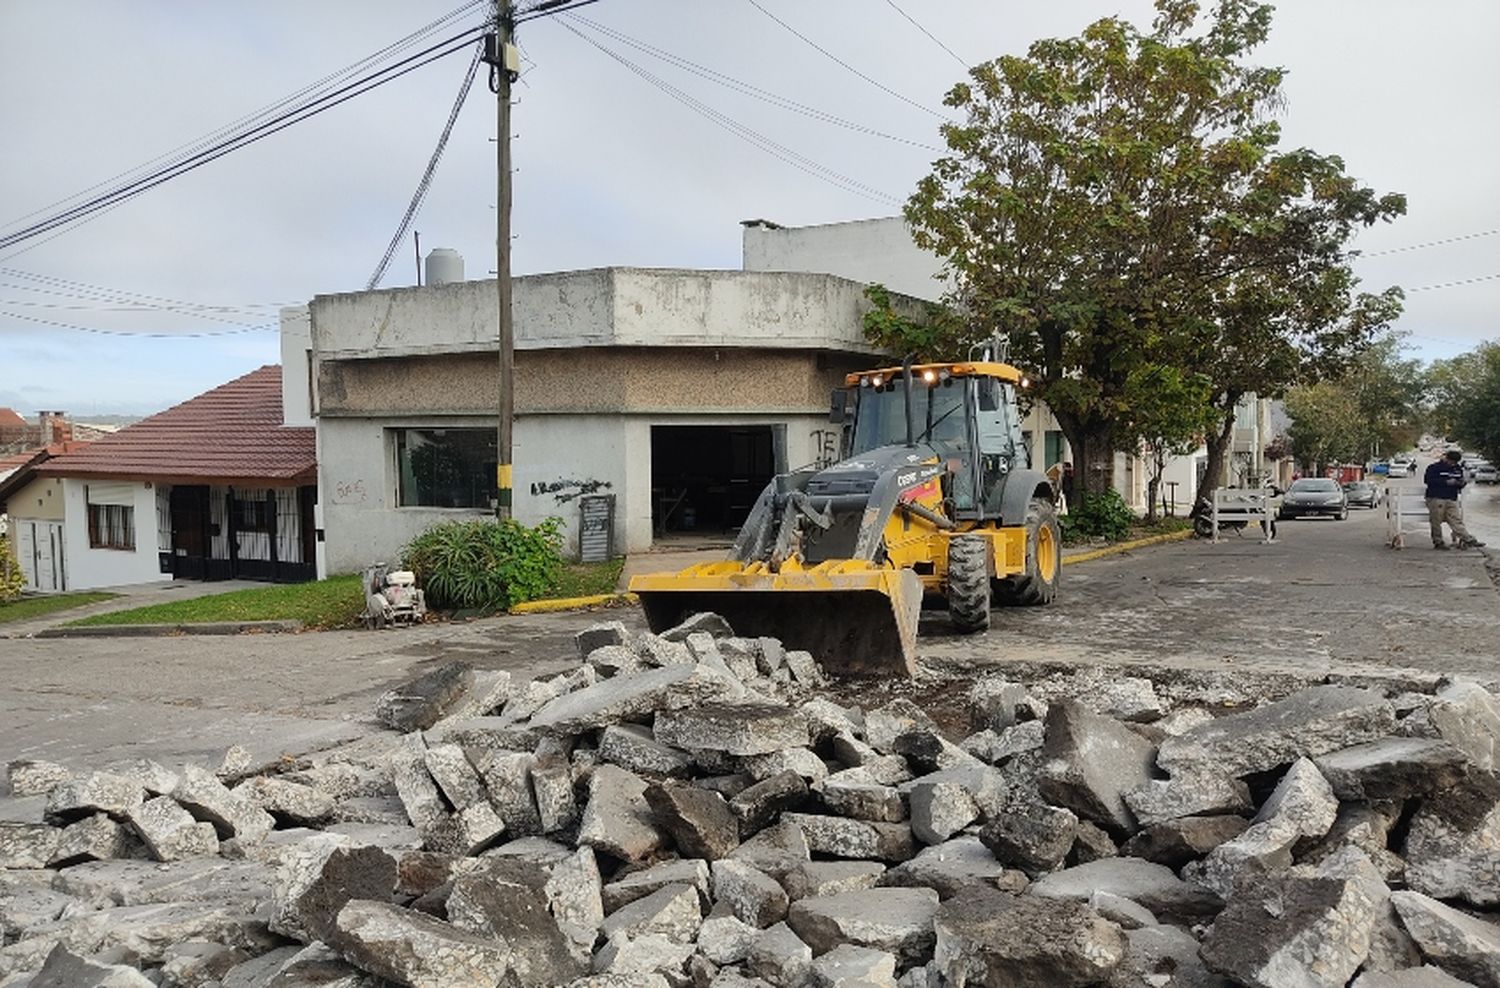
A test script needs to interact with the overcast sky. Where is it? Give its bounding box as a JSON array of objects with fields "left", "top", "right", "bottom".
[{"left": 1, "top": 0, "right": 1495, "bottom": 417}]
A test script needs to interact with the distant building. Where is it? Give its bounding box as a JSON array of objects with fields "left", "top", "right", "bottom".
[{"left": 35, "top": 368, "right": 317, "bottom": 591}]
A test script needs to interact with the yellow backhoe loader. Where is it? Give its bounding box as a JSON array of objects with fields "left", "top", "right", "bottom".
[{"left": 630, "top": 351, "right": 1060, "bottom": 676}]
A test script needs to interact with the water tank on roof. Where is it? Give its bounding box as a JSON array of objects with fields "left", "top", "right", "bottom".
[{"left": 424, "top": 248, "right": 464, "bottom": 287}]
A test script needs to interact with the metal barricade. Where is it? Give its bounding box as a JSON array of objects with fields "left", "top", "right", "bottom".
[
  {"left": 1386, "top": 487, "right": 1436, "bottom": 549},
  {"left": 1210, "top": 488, "right": 1277, "bottom": 544}
]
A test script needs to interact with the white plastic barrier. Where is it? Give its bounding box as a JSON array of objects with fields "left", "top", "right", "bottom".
[
  {"left": 1210, "top": 488, "right": 1277, "bottom": 544},
  {"left": 1386, "top": 487, "right": 1444, "bottom": 549}
]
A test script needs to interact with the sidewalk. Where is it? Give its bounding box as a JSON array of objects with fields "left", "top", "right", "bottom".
[{"left": 0, "top": 579, "right": 264, "bottom": 638}]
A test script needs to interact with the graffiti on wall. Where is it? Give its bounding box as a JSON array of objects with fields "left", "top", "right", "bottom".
[
  {"left": 809, "top": 429, "right": 840, "bottom": 470},
  {"left": 530, "top": 477, "right": 613, "bottom": 504},
  {"left": 333, "top": 479, "right": 368, "bottom": 504}
]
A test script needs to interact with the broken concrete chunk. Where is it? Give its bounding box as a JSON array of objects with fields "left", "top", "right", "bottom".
[
  {"left": 1087, "top": 889, "right": 1156, "bottom": 930},
  {"left": 788, "top": 887, "right": 939, "bottom": 963},
  {"left": 1200, "top": 852, "right": 1390, "bottom": 988},
  {"left": 578, "top": 620, "right": 632, "bottom": 658},
  {"left": 600, "top": 724, "right": 694, "bottom": 778},
  {"left": 1112, "top": 924, "right": 1231, "bottom": 988},
  {"left": 786, "top": 860, "right": 887, "bottom": 902},
  {"left": 1037, "top": 699, "right": 1158, "bottom": 836},
  {"left": 742, "top": 747, "right": 829, "bottom": 786},
  {"left": 472, "top": 750, "right": 544, "bottom": 837},
  {"left": 784, "top": 650, "right": 822, "bottom": 686},
  {"left": 969, "top": 678, "right": 1030, "bottom": 733},
  {"left": 45, "top": 771, "right": 145, "bottom": 823},
  {"left": 1391, "top": 889, "right": 1500, "bottom": 987},
  {"left": 529, "top": 664, "right": 739, "bottom": 735},
  {"left": 593, "top": 930, "right": 697, "bottom": 978},
  {"left": 1157, "top": 686, "right": 1397, "bottom": 777},
  {"left": 1428, "top": 681, "right": 1500, "bottom": 773},
  {"left": 711, "top": 859, "right": 789, "bottom": 929},
  {"left": 698, "top": 902, "right": 758, "bottom": 965},
  {"left": 782, "top": 812, "right": 914, "bottom": 862},
  {"left": 865, "top": 700, "right": 939, "bottom": 754},
  {"left": 978, "top": 793, "right": 1078, "bottom": 873},
  {"left": 604, "top": 859, "right": 712, "bottom": 913},
  {"left": 375, "top": 660, "right": 475, "bottom": 733},
  {"left": 661, "top": 612, "right": 736, "bottom": 642},
  {"left": 0, "top": 821, "right": 61, "bottom": 868},
  {"left": 601, "top": 882, "right": 704, "bottom": 944},
  {"left": 1120, "top": 814, "right": 1250, "bottom": 868},
  {"left": 125, "top": 797, "right": 219, "bottom": 861},
  {"left": 270, "top": 834, "right": 397, "bottom": 947},
  {"left": 49, "top": 812, "right": 128, "bottom": 866},
  {"left": 28, "top": 943, "right": 155, "bottom": 988},
  {"left": 747, "top": 921, "right": 814, "bottom": 985},
  {"left": 1403, "top": 792, "right": 1500, "bottom": 906},
  {"left": 434, "top": 800, "right": 508, "bottom": 856},
  {"left": 236, "top": 776, "right": 336, "bottom": 826},
  {"left": 7, "top": 759, "right": 71, "bottom": 797},
  {"left": 334, "top": 898, "right": 512, "bottom": 987},
  {"left": 1123, "top": 772, "right": 1253, "bottom": 828},
  {"left": 1028, "top": 857, "right": 1221, "bottom": 924},
  {"left": 1314, "top": 737, "right": 1471, "bottom": 801},
  {"left": 579, "top": 765, "right": 666, "bottom": 863},
  {"left": 727, "top": 821, "right": 812, "bottom": 881},
  {"left": 646, "top": 783, "right": 740, "bottom": 860},
  {"left": 546, "top": 845, "right": 606, "bottom": 960},
  {"left": 821, "top": 780, "right": 906, "bottom": 823},
  {"left": 1351, "top": 967, "right": 1478, "bottom": 988},
  {"left": 1252, "top": 756, "right": 1339, "bottom": 837},
  {"left": 172, "top": 764, "right": 274, "bottom": 842},
  {"left": 908, "top": 782, "right": 978, "bottom": 846},
  {"left": 1073, "top": 676, "right": 1165, "bottom": 724},
  {"left": 932, "top": 887, "right": 1127, "bottom": 988},
  {"left": 420, "top": 743, "right": 487, "bottom": 811},
  {"left": 588, "top": 644, "right": 645, "bottom": 678},
  {"left": 530, "top": 755, "right": 578, "bottom": 834},
  {"left": 730, "top": 771, "right": 808, "bottom": 835},
  {"left": 879, "top": 836, "right": 1011, "bottom": 900},
  {"left": 810, "top": 943, "right": 898, "bottom": 988},
  {"left": 654, "top": 703, "right": 810, "bottom": 757}
]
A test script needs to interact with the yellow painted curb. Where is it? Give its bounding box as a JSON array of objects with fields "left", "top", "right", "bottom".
[
  {"left": 509, "top": 592, "right": 638, "bottom": 615},
  {"left": 1062, "top": 527, "right": 1195, "bottom": 565}
]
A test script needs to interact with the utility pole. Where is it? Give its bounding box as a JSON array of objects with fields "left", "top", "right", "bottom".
[{"left": 489, "top": 1, "right": 517, "bottom": 520}]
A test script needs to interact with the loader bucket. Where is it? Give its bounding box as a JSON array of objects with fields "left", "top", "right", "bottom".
[{"left": 629, "top": 562, "right": 924, "bottom": 677}]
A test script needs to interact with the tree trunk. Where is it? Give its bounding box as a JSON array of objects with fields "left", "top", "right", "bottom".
[
  {"left": 1195, "top": 401, "right": 1240, "bottom": 514},
  {"left": 1052, "top": 411, "right": 1117, "bottom": 510}
]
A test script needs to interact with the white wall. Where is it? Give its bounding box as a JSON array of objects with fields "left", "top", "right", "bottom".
[
  {"left": 279, "top": 306, "right": 314, "bottom": 427},
  {"left": 60, "top": 478, "right": 163, "bottom": 589},
  {"left": 742, "top": 218, "right": 950, "bottom": 303}
]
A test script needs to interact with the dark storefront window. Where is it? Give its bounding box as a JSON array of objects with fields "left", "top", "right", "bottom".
[{"left": 394, "top": 428, "right": 496, "bottom": 508}]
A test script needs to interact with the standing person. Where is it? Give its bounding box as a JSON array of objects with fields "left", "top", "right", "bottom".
[
  {"left": 1424, "top": 450, "right": 1485, "bottom": 550},
  {"left": 1060, "top": 462, "right": 1076, "bottom": 506}
]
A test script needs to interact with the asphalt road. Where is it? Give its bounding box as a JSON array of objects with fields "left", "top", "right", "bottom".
[{"left": 0, "top": 487, "right": 1495, "bottom": 774}]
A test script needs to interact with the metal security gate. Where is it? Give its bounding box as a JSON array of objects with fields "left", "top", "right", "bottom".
[
  {"left": 579, "top": 494, "right": 615, "bottom": 562},
  {"left": 16, "top": 519, "right": 66, "bottom": 592}
]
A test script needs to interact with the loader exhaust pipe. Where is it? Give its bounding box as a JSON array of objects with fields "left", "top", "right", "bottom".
[{"left": 902, "top": 355, "right": 916, "bottom": 448}]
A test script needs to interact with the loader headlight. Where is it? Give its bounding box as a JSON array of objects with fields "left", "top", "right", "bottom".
[
  {"left": 1020, "top": 376, "right": 1031, "bottom": 389},
  {"left": 922, "top": 369, "right": 937, "bottom": 384},
  {"left": 871, "top": 375, "right": 884, "bottom": 388}
]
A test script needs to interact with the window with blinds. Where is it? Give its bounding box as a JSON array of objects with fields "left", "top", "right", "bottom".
[{"left": 86, "top": 483, "right": 136, "bottom": 551}]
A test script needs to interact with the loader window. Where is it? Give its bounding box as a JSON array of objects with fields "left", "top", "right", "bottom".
[{"left": 850, "top": 380, "right": 971, "bottom": 457}]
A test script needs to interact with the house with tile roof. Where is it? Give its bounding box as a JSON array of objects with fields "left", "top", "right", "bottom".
[
  {"left": 36, "top": 367, "right": 318, "bottom": 590},
  {"left": 0, "top": 439, "right": 91, "bottom": 592}
]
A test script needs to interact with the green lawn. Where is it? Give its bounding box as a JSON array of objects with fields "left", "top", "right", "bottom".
[
  {"left": 0, "top": 591, "right": 118, "bottom": 625},
  {"left": 67, "top": 575, "right": 365, "bottom": 630},
  {"left": 64, "top": 559, "right": 627, "bottom": 630}
]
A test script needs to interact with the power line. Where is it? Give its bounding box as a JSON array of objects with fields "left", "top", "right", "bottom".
[
  {"left": 368, "top": 43, "right": 485, "bottom": 289},
  {"left": 743, "top": 0, "right": 948, "bottom": 120},
  {"left": 2, "top": 1, "right": 488, "bottom": 232},
  {"left": 0, "top": 27, "right": 487, "bottom": 253},
  {"left": 881, "top": 0, "right": 967, "bottom": 69},
  {"left": 0, "top": 307, "right": 274, "bottom": 338},
  {"left": 1406, "top": 272, "right": 1500, "bottom": 293},
  {"left": 566, "top": 15, "right": 942, "bottom": 152},
  {"left": 561, "top": 23, "right": 902, "bottom": 207},
  {"left": 0, "top": 268, "right": 293, "bottom": 322},
  {"left": 515, "top": 0, "right": 605, "bottom": 24},
  {"left": 1360, "top": 228, "right": 1500, "bottom": 258}
]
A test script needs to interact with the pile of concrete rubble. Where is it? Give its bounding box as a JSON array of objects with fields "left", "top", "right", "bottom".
[{"left": 3, "top": 613, "right": 1500, "bottom": 988}]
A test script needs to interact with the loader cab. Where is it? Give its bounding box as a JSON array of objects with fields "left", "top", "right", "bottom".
[{"left": 845, "top": 364, "right": 1026, "bottom": 521}]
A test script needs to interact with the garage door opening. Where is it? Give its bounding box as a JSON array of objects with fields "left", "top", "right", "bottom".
[{"left": 651, "top": 425, "right": 780, "bottom": 540}]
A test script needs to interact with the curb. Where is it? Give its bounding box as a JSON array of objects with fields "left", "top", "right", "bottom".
[
  {"left": 509, "top": 592, "right": 638, "bottom": 615},
  {"left": 37, "top": 619, "right": 304, "bottom": 638},
  {"left": 1062, "top": 528, "right": 1195, "bottom": 565}
]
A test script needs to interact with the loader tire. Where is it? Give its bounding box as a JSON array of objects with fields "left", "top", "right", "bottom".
[
  {"left": 947, "top": 534, "right": 992, "bottom": 633},
  {"left": 994, "top": 497, "right": 1060, "bottom": 607}
]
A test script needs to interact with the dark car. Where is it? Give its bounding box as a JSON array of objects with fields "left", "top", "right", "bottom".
[
  {"left": 1342, "top": 480, "right": 1381, "bottom": 509},
  {"left": 1278, "top": 478, "right": 1348, "bottom": 520}
]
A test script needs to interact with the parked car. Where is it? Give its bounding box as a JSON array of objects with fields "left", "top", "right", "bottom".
[
  {"left": 1386, "top": 461, "right": 1411, "bottom": 479},
  {"left": 1342, "top": 480, "right": 1381, "bottom": 509},
  {"left": 1474, "top": 464, "right": 1498, "bottom": 484},
  {"left": 1278, "top": 478, "right": 1349, "bottom": 520}
]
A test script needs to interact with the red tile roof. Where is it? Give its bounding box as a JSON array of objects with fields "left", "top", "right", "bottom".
[
  {"left": 0, "top": 408, "right": 26, "bottom": 429},
  {"left": 39, "top": 366, "right": 315, "bottom": 485}
]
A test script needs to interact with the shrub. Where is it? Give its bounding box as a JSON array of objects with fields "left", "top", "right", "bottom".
[
  {"left": 1061, "top": 489, "right": 1135, "bottom": 542},
  {"left": 401, "top": 517, "right": 564, "bottom": 611},
  {"left": 0, "top": 535, "right": 24, "bottom": 602}
]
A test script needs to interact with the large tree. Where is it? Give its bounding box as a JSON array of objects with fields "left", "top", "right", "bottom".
[
  {"left": 1428, "top": 342, "right": 1500, "bottom": 463},
  {"left": 893, "top": 0, "right": 1404, "bottom": 502}
]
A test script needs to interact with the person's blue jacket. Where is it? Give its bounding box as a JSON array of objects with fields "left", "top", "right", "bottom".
[{"left": 1425, "top": 460, "right": 1466, "bottom": 500}]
